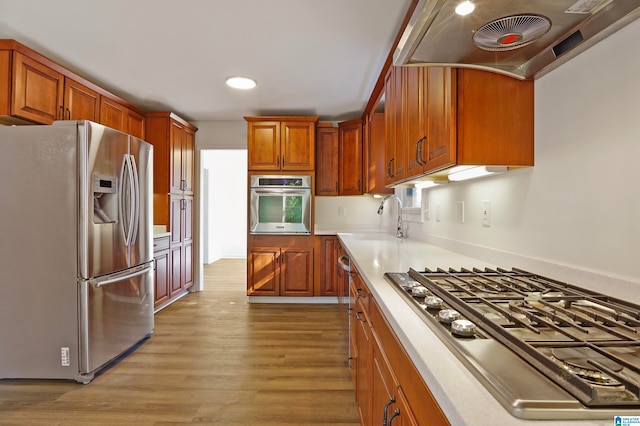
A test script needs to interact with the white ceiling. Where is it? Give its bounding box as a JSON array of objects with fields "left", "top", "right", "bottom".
[{"left": 0, "top": 0, "right": 412, "bottom": 123}]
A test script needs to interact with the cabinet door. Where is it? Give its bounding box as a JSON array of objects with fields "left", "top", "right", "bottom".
[
  {"left": 247, "top": 247, "right": 280, "bottom": 296},
  {"left": 316, "top": 236, "right": 337, "bottom": 296},
  {"left": 384, "top": 67, "right": 405, "bottom": 185},
  {"left": 153, "top": 249, "right": 170, "bottom": 309},
  {"left": 354, "top": 297, "right": 372, "bottom": 426},
  {"left": 63, "top": 77, "right": 100, "bottom": 121},
  {"left": 183, "top": 126, "right": 195, "bottom": 194},
  {"left": 170, "top": 245, "right": 183, "bottom": 297},
  {"left": 126, "top": 108, "right": 145, "bottom": 139},
  {"left": 170, "top": 120, "right": 185, "bottom": 193},
  {"left": 100, "top": 97, "right": 126, "bottom": 132},
  {"left": 338, "top": 120, "right": 363, "bottom": 195},
  {"left": 281, "top": 121, "right": 315, "bottom": 171},
  {"left": 404, "top": 67, "right": 426, "bottom": 179},
  {"left": 371, "top": 333, "right": 397, "bottom": 426},
  {"left": 248, "top": 121, "right": 281, "bottom": 170},
  {"left": 280, "top": 248, "right": 313, "bottom": 296},
  {"left": 366, "top": 112, "right": 393, "bottom": 195},
  {"left": 423, "top": 67, "right": 456, "bottom": 173},
  {"left": 182, "top": 196, "right": 194, "bottom": 290},
  {"left": 315, "top": 126, "right": 339, "bottom": 195},
  {"left": 11, "top": 51, "right": 64, "bottom": 124},
  {"left": 169, "top": 195, "right": 183, "bottom": 245}
]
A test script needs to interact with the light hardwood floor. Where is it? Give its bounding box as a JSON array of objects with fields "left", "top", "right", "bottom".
[{"left": 0, "top": 259, "right": 359, "bottom": 425}]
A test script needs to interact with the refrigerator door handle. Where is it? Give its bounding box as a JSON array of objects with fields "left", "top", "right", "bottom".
[
  {"left": 119, "top": 155, "right": 130, "bottom": 245},
  {"left": 119, "top": 154, "right": 137, "bottom": 247},
  {"left": 129, "top": 154, "right": 140, "bottom": 246},
  {"left": 89, "top": 262, "right": 152, "bottom": 288}
]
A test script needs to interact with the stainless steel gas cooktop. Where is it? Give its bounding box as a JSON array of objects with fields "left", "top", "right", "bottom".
[{"left": 384, "top": 267, "right": 640, "bottom": 420}]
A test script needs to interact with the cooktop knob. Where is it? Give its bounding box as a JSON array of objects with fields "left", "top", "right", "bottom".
[
  {"left": 424, "top": 296, "right": 443, "bottom": 309},
  {"left": 438, "top": 309, "right": 461, "bottom": 324},
  {"left": 451, "top": 319, "right": 477, "bottom": 337}
]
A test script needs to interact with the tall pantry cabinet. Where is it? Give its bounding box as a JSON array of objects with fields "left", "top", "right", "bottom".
[{"left": 145, "top": 112, "right": 197, "bottom": 310}]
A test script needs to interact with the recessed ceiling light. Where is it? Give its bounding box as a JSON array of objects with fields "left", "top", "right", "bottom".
[
  {"left": 225, "top": 76, "right": 256, "bottom": 90},
  {"left": 455, "top": 1, "right": 475, "bottom": 16}
]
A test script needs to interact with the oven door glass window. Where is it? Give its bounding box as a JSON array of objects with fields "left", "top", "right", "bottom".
[{"left": 259, "top": 195, "right": 303, "bottom": 223}]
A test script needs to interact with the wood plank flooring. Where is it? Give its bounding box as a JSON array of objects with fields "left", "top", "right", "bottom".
[{"left": 0, "top": 259, "right": 359, "bottom": 425}]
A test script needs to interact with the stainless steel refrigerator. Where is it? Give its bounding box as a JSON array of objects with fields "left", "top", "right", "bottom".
[{"left": 0, "top": 120, "right": 154, "bottom": 383}]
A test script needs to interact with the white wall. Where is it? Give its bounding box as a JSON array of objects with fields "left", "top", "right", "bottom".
[
  {"left": 200, "top": 150, "right": 247, "bottom": 262},
  {"left": 406, "top": 19, "right": 640, "bottom": 290}
]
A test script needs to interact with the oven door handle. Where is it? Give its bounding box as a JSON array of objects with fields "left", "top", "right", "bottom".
[{"left": 252, "top": 188, "right": 309, "bottom": 195}]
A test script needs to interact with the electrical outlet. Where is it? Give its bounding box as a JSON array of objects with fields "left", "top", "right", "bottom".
[
  {"left": 435, "top": 202, "right": 441, "bottom": 222},
  {"left": 482, "top": 200, "right": 491, "bottom": 227},
  {"left": 61, "top": 347, "right": 70, "bottom": 367},
  {"left": 338, "top": 206, "right": 345, "bottom": 217},
  {"left": 457, "top": 201, "right": 464, "bottom": 223}
]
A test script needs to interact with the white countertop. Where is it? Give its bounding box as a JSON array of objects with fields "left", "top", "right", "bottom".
[{"left": 337, "top": 232, "right": 613, "bottom": 426}]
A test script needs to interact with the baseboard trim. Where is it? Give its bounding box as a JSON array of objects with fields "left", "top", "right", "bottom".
[{"left": 248, "top": 296, "right": 338, "bottom": 304}]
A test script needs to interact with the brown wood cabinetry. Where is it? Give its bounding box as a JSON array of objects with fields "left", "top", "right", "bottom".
[
  {"left": 145, "top": 112, "right": 197, "bottom": 310},
  {"left": 384, "top": 66, "right": 405, "bottom": 185},
  {"left": 315, "top": 119, "right": 363, "bottom": 196},
  {"left": 365, "top": 112, "right": 393, "bottom": 195},
  {"left": 338, "top": 119, "right": 363, "bottom": 195},
  {"left": 383, "top": 66, "right": 533, "bottom": 185},
  {"left": 153, "top": 234, "right": 171, "bottom": 310},
  {"left": 315, "top": 124, "right": 339, "bottom": 195},
  {"left": 0, "top": 40, "right": 145, "bottom": 132},
  {"left": 245, "top": 116, "right": 317, "bottom": 171},
  {"left": 314, "top": 235, "right": 341, "bottom": 296},
  {"left": 63, "top": 77, "right": 100, "bottom": 122},
  {"left": 100, "top": 96, "right": 146, "bottom": 139},
  {"left": 247, "top": 244, "right": 313, "bottom": 296},
  {"left": 350, "top": 275, "right": 450, "bottom": 426}
]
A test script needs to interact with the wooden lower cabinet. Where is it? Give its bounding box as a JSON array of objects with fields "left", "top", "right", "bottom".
[
  {"left": 247, "top": 245, "right": 313, "bottom": 296},
  {"left": 314, "top": 235, "right": 339, "bottom": 296},
  {"left": 153, "top": 234, "right": 170, "bottom": 310},
  {"left": 350, "top": 276, "right": 450, "bottom": 426}
]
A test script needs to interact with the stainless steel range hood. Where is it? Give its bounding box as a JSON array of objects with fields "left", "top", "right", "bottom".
[{"left": 394, "top": 0, "right": 640, "bottom": 80}]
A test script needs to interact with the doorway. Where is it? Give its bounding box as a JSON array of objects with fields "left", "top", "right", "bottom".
[{"left": 201, "top": 149, "right": 248, "bottom": 264}]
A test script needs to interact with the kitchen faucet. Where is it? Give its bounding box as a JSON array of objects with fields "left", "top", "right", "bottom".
[{"left": 377, "top": 195, "right": 405, "bottom": 238}]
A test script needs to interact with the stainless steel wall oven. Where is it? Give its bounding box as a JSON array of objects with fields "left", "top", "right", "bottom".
[{"left": 249, "top": 175, "right": 312, "bottom": 234}]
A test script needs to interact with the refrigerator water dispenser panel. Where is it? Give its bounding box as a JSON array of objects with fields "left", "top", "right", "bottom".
[{"left": 93, "top": 174, "right": 117, "bottom": 224}]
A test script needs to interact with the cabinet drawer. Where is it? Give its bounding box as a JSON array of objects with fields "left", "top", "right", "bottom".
[{"left": 153, "top": 235, "right": 170, "bottom": 252}]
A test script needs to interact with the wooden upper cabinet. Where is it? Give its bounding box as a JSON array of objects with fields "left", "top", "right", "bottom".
[
  {"left": 63, "top": 77, "right": 100, "bottom": 121},
  {"left": 315, "top": 124, "right": 339, "bottom": 196},
  {"left": 404, "top": 67, "right": 426, "bottom": 179},
  {"left": 282, "top": 121, "right": 315, "bottom": 170},
  {"left": 246, "top": 116, "right": 317, "bottom": 171},
  {"left": 126, "top": 108, "right": 145, "bottom": 140},
  {"left": 422, "top": 67, "right": 457, "bottom": 174},
  {"left": 383, "top": 66, "right": 533, "bottom": 185},
  {"left": 0, "top": 40, "right": 145, "bottom": 131},
  {"left": 384, "top": 66, "right": 405, "bottom": 186},
  {"left": 247, "top": 121, "right": 281, "bottom": 170},
  {"left": 366, "top": 112, "right": 393, "bottom": 195},
  {"left": 456, "top": 68, "right": 534, "bottom": 167},
  {"left": 100, "top": 96, "right": 126, "bottom": 132},
  {"left": 11, "top": 51, "right": 64, "bottom": 124},
  {"left": 338, "top": 119, "right": 363, "bottom": 195}
]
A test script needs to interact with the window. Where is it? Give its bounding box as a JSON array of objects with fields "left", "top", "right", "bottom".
[{"left": 397, "top": 187, "right": 424, "bottom": 223}]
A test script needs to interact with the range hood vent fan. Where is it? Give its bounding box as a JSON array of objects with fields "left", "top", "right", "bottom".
[
  {"left": 473, "top": 15, "right": 551, "bottom": 51},
  {"left": 394, "top": 0, "right": 640, "bottom": 80}
]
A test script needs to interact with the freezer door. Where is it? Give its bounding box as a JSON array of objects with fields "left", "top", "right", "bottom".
[
  {"left": 128, "top": 136, "right": 153, "bottom": 266},
  {"left": 79, "top": 121, "right": 131, "bottom": 279},
  {"left": 78, "top": 262, "right": 154, "bottom": 375}
]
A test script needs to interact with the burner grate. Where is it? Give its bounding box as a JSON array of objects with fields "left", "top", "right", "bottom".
[{"left": 405, "top": 267, "right": 640, "bottom": 408}]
